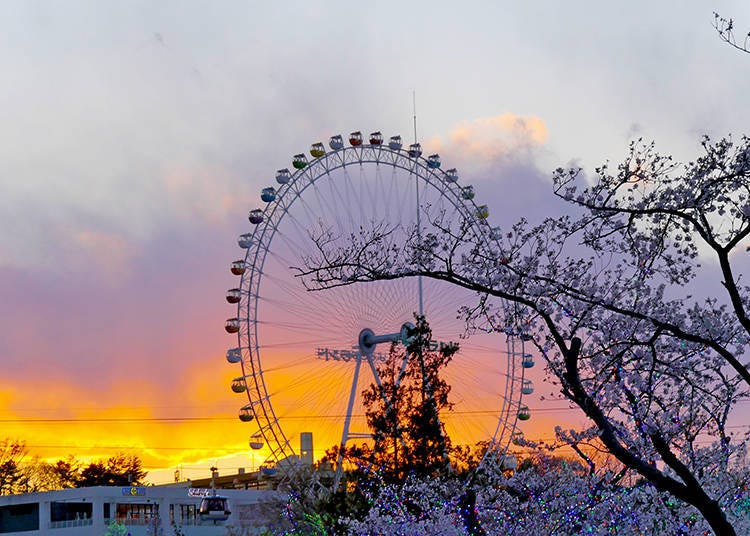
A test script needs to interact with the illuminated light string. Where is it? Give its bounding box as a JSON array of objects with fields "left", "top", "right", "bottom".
[
  {"left": 278, "top": 435, "right": 750, "bottom": 533},
  {"left": 279, "top": 441, "right": 750, "bottom": 533},
  {"left": 336, "top": 473, "right": 747, "bottom": 535},
  {"left": 550, "top": 298, "right": 578, "bottom": 320}
]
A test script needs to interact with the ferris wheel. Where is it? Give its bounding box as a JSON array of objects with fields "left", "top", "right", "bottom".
[{"left": 224, "top": 131, "right": 535, "bottom": 475}]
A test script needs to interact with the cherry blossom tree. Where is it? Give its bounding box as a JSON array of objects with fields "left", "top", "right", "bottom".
[
  {"left": 342, "top": 451, "right": 750, "bottom": 535},
  {"left": 713, "top": 12, "right": 750, "bottom": 55},
  {"left": 296, "top": 135, "right": 750, "bottom": 534}
]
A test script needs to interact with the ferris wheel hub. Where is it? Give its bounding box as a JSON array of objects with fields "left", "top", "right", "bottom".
[{"left": 357, "top": 322, "right": 415, "bottom": 356}]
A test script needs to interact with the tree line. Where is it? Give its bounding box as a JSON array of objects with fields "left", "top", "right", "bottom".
[{"left": 0, "top": 438, "right": 147, "bottom": 495}]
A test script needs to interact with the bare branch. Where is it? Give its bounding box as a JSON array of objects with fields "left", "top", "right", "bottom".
[{"left": 714, "top": 12, "right": 750, "bottom": 55}]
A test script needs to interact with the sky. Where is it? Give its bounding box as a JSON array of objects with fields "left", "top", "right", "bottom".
[{"left": 1, "top": 1, "right": 749, "bottom": 484}]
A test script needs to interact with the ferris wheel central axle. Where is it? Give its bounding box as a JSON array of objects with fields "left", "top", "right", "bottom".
[{"left": 357, "top": 322, "right": 415, "bottom": 356}]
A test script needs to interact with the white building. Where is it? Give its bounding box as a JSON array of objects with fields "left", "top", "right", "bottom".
[{"left": 0, "top": 485, "right": 281, "bottom": 535}]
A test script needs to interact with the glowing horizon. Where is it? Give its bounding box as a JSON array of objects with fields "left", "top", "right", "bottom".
[{"left": 0, "top": 369, "right": 580, "bottom": 486}]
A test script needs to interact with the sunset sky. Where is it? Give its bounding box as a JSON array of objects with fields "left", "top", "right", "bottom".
[{"left": 2, "top": 1, "right": 749, "bottom": 484}]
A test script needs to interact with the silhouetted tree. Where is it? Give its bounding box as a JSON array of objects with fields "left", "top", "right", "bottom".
[
  {"left": 360, "top": 316, "right": 458, "bottom": 481},
  {"left": 77, "top": 453, "right": 147, "bottom": 487},
  {"left": 51, "top": 457, "right": 81, "bottom": 488},
  {"left": 13, "top": 456, "right": 78, "bottom": 493},
  {"left": 0, "top": 439, "right": 27, "bottom": 495},
  {"left": 0, "top": 443, "right": 146, "bottom": 493}
]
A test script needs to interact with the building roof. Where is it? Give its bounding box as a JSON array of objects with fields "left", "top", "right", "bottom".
[{"left": 187, "top": 469, "right": 268, "bottom": 490}]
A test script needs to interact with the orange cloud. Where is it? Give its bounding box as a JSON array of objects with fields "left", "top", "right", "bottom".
[{"left": 425, "top": 113, "right": 548, "bottom": 170}]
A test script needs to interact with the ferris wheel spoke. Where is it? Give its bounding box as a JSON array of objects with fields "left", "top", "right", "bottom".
[
  {"left": 325, "top": 164, "right": 357, "bottom": 234},
  {"left": 321, "top": 172, "right": 354, "bottom": 235},
  {"left": 258, "top": 287, "right": 367, "bottom": 333},
  {"left": 309, "top": 178, "right": 346, "bottom": 238},
  {"left": 270, "top": 213, "right": 317, "bottom": 260}
]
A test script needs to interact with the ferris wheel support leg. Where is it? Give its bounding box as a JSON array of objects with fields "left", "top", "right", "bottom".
[{"left": 334, "top": 353, "right": 363, "bottom": 491}]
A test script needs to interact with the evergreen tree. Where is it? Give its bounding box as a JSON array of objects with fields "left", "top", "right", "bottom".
[{"left": 360, "top": 315, "right": 458, "bottom": 481}]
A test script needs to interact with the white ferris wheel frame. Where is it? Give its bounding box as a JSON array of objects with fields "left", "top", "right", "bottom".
[{"left": 229, "top": 139, "right": 532, "bottom": 468}]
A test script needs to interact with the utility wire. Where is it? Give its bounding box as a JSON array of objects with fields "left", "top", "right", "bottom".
[{"left": 0, "top": 406, "right": 584, "bottom": 424}]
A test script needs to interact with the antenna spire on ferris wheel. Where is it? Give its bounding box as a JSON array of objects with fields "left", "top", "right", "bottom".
[
  {"left": 413, "top": 90, "right": 418, "bottom": 145},
  {"left": 413, "top": 89, "right": 425, "bottom": 318}
]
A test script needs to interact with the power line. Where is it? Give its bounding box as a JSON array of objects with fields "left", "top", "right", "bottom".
[
  {"left": 22, "top": 444, "right": 245, "bottom": 452},
  {"left": 8, "top": 400, "right": 750, "bottom": 424},
  {"left": 19, "top": 423, "right": 750, "bottom": 453},
  {"left": 0, "top": 406, "right": 583, "bottom": 425},
  {"left": 0, "top": 417, "right": 235, "bottom": 424}
]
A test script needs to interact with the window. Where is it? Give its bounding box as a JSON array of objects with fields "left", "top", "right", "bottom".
[
  {"left": 0, "top": 503, "right": 39, "bottom": 533},
  {"left": 50, "top": 501, "right": 92, "bottom": 523},
  {"left": 170, "top": 503, "right": 198, "bottom": 526},
  {"left": 115, "top": 502, "right": 158, "bottom": 526}
]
